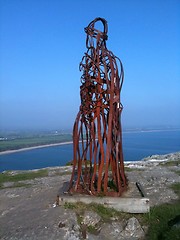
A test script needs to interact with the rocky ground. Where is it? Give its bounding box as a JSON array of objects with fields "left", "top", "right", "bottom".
[{"left": 0, "top": 152, "right": 180, "bottom": 240}]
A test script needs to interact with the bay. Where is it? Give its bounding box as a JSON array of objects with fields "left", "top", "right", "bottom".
[{"left": 0, "top": 130, "right": 180, "bottom": 172}]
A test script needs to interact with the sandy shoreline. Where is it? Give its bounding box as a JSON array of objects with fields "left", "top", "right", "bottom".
[{"left": 0, "top": 141, "right": 73, "bottom": 155}]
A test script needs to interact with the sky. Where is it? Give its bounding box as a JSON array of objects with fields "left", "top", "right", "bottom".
[{"left": 0, "top": 0, "right": 180, "bottom": 131}]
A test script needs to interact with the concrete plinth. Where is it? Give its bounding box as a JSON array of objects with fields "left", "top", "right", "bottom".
[
  {"left": 58, "top": 195, "right": 149, "bottom": 213},
  {"left": 57, "top": 182, "right": 150, "bottom": 213}
]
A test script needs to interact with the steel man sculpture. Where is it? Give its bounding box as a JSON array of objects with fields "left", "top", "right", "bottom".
[{"left": 68, "top": 17, "right": 127, "bottom": 196}]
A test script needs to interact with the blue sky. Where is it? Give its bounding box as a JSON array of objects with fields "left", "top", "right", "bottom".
[{"left": 0, "top": 0, "right": 180, "bottom": 131}]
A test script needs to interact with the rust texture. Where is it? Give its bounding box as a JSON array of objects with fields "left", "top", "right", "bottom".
[{"left": 68, "top": 17, "right": 127, "bottom": 196}]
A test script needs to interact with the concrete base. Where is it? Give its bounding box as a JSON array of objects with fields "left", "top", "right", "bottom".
[
  {"left": 58, "top": 195, "right": 149, "bottom": 213},
  {"left": 57, "top": 182, "right": 150, "bottom": 213}
]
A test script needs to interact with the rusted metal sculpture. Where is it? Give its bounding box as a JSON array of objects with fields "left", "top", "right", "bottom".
[{"left": 68, "top": 17, "right": 127, "bottom": 196}]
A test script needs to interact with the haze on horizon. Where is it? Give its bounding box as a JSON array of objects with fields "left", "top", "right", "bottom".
[{"left": 0, "top": 1, "right": 180, "bottom": 131}]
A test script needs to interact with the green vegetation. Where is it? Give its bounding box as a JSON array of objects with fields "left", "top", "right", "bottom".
[
  {"left": 146, "top": 202, "right": 180, "bottom": 240},
  {"left": 160, "top": 159, "right": 180, "bottom": 167},
  {"left": 66, "top": 159, "right": 91, "bottom": 166},
  {"left": 0, "top": 133, "right": 72, "bottom": 152},
  {"left": 87, "top": 224, "right": 100, "bottom": 235},
  {"left": 125, "top": 166, "right": 144, "bottom": 172},
  {"left": 66, "top": 161, "right": 73, "bottom": 166},
  {"left": 170, "top": 182, "right": 180, "bottom": 198},
  {"left": 5, "top": 182, "right": 32, "bottom": 189},
  {"left": 0, "top": 169, "right": 48, "bottom": 188},
  {"left": 175, "top": 170, "right": 180, "bottom": 176},
  {"left": 53, "top": 171, "right": 72, "bottom": 176},
  {"left": 89, "top": 203, "right": 123, "bottom": 221}
]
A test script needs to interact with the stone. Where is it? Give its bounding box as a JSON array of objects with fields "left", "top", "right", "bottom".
[
  {"left": 58, "top": 221, "right": 66, "bottom": 228},
  {"left": 99, "top": 221, "right": 126, "bottom": 240},
  {"left": 57, "top": 211, "right": 81, "bottom": 240},
  {"left": 82, "top": 211, "right": 101, "bottom": 226},
  {"left": 3, "top": 182, "right": 15, "bottom": 188},
  {"left": 64, "top": 229, "right": 80, "bottom": 240},
  {"left": 120, "top": 217, "right": 145, "bottom": 239}
]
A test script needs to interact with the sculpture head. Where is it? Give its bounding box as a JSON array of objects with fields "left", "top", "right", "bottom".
[{"left": 85, "top": 17, "right": 108, "bottom": 49}]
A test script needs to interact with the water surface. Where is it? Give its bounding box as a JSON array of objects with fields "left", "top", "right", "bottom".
[{"left": 0, "top": 130, "right": 179, "bottom": 172}]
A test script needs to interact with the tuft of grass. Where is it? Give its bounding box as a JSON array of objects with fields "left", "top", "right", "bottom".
[
  {"left": 88, "top": 203, "right": 119, "bottom": 221},
  {"left": 107, "top": 179, "right": 118, "bottom": 191},
  {"left": 174, "top": 170, "right": 180, "bottom": 176},
  {"left": 66, "top": 161, "right": 73, "bottom": 166},
  {"left": 87, "top": 224, "right": 100, "bottom": 235},
  {"left": 54, "top": 171, "right": 72, "bottom": 176},
  {"left": 6, "top": 182, "right": 32, "bottom": 189},
  {"left": 0, "top": 169, "right": 48, "bottom": 188},
  {"left": 160, "top": 159, "right": 180, "bottom": 167},
  {"left": 64, "top": 202, "right": 87, "bottom": 214},
  {"left": 64, "top": 202, "right": 76, "bottom": 209},
  {"left": 66, "top": 159, "right": 91, "bottom": 166},
  {"left": 145, "top": 202, "right": 180, "bottom": 240},
  {"left": 145, "top": 182, "right": 180, "bottom": 239},
  {"left": 125, "top": 166, "right": 144, "bottom": 172},
  {"left": 170, "top": 182, "right": 180, "bottom": 198}
]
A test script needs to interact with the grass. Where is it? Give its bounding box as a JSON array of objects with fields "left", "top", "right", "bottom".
[
  {"left": 145, "top": 182, "right": 180, "bottom": 239},
  {"left": 145, "top": 202, "right": 180, "bottom": 240},
  {"left": 175, "top": 170, "right": 180, "bottom": 176},
  {"left": 124, "top": 166, "right": 144, "bottom": 172},
  {"left": 160, "top": 159, "right": 180, "bottom": 167},
  {"left": 6, "top": 182, "right": 32, "bottom": 188},
  {"left": 66, "top": 159, "right": 91, "bottom": 166},
  {"left": 0, "top": 134, "right": 72, "bottom": 152},
  {"left": 170, "top": 182, "right": 180, "bottom": 198},
  {"left": 87, "top": 224, "right": 100, "bottom": 235},
  {"left": 0, "top": 169, "right": 48, "bottom": 188},
  {"left": 53, "top": 171, "right": 72, "bottom": 176}
]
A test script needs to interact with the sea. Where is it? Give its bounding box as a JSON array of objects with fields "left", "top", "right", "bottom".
[{"left": 0, "top": 129, "right": 180, "bottom": 172}]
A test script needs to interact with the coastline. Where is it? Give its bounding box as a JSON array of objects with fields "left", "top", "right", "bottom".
[
  {"left": 0, "top": 141, "right": 73, "bottom": 156},
  {"left": 1, "top": 129, "right": 179, "bottom": 156}
]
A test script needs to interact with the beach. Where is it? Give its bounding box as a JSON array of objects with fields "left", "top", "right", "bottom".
[{"left": 0, "top": 141, "right": 73, "bottom": 155}]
